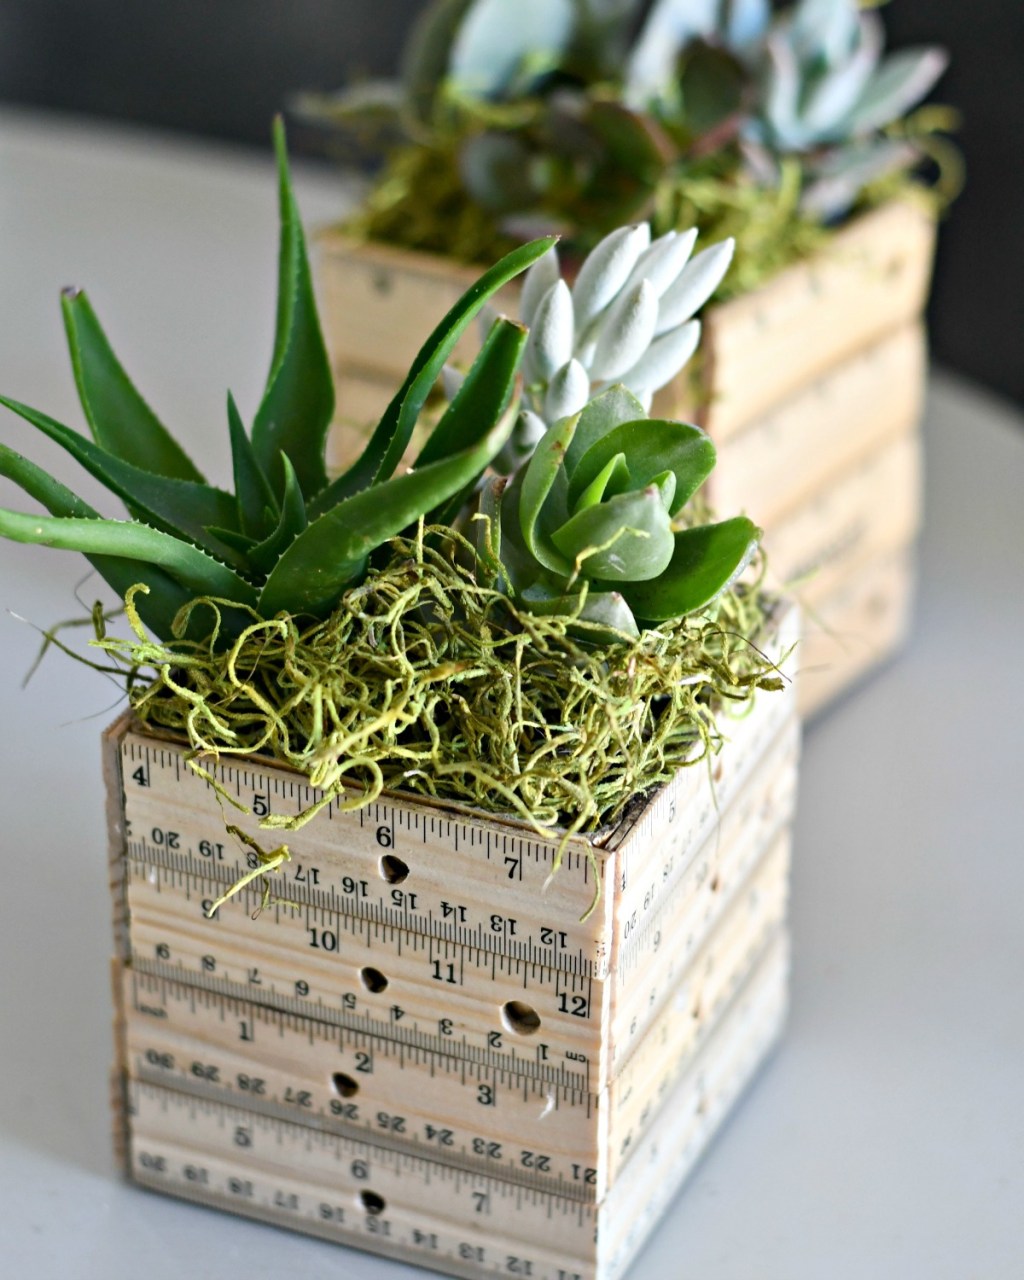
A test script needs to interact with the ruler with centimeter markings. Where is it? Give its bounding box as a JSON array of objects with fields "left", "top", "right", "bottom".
[
  {"left": 122, "top": 730, "right": 797, "bottom": 1087},
  {"left": 113, "top": 611, "right": 797, "bottom": 982},
  {"left": 126, "top": 932, "right": 788, "bottom": 1280},
  {"left": 119, "top": 833, "right": 788, "bottom": 1201}
]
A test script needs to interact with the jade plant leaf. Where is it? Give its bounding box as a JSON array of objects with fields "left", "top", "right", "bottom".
[
  {"left": 250, "top": 118, "right": 335, "bottom": 502},
  {"left": 60, "top": 288, "right": 205, "bottom": 484},
  {"left": 567, "top": 419, "right": 715, "bottom": 517},
  {"left": 621, "top": 516, "right": 760, "bottom": 620},
  {"left": 551, "top": 486, "right": 675, "bottom": 582}
]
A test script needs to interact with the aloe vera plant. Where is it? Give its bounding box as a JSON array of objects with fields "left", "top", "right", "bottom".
[
  {"left": 0, "top": 121, "right": 555, "bottom": 642},
  {"left": 480, "top": 386, "right": 760, "bottom": 638}
]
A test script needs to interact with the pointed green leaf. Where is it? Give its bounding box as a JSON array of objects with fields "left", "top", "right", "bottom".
[
  {"left": 0, "top": 394, "right": 244, "bottom": 563},
  {"left": 250, "top": 118, "right": 335, "bottom": 501},
  {"left": 311, "top": 235, "right": 558, "bottom": 518},
  {"left": 567, "top": 419, "right": 715, "bottom": 516},
  {"left": 0, "top": 507, "right": 259, "bottom": 606},
  {"left": 259, "top": 410, "right": 516, "bottom": 619},
  {"left": 622, "top": 517, "right": 760, "bottom": 621},
  {"left": 563, "top": 385, "right": 647, "bottom": 473},
  {"left": 228, "top": 392, "right": 278, "bottom": 539},
  {"left": 551, "top": 487, "right": 674, "bottom": 582},
  {"left": 205, "top": 525, "right": 259, "bottom": 554},
  {"left": 0, "top": 441, "right": 199, "bottom": 640},
  {"left": 60, "top": 287, "right": 205, "bottom": 483},
  {"left": 518, "top": 414, "right": 576, "bottom": 576},
  {"left": 247, "top": 454, "right": 308, "bottom": 575},
  {"left": 416, "top": 318, "right": 527, "bottom": 469}
]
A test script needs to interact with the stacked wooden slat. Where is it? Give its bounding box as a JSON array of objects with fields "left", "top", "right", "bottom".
[
  {"left": 316, "top": 199, "right": 935, "bottom": 716},
  {"left": 106, "top": 604, "right": 800, "bottom": 1279}
]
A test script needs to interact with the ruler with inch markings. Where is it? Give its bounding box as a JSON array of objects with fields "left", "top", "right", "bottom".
[{"left": 125, "top": 930, "right": 788, "bottom": 1280}]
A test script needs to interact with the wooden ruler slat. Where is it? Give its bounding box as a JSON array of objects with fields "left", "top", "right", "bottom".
[
  {"left": 121, "top": 725, "right": 796, "bottom": 1087},
  {"left": 127, "top": 933, "right": 788, "bottom": 1280},
  {"left": 119, "top": 832, "right": 788, "bottom": 1201}
]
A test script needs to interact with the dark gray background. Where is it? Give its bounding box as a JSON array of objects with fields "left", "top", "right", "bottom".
[{"left": 1, "top": 0, "right": 1020, "bottom": 407}]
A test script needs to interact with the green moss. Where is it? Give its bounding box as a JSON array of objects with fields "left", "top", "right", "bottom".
[{"left": 95, "top": 526, "right": 785, "bottom": 845}]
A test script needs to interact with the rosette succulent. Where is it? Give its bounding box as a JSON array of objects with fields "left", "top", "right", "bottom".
[
  {"left": 480, "top": 386, "right": 760, "bottom": 638},
  {"left": 0, "top": 122, "right": 554, "bottom": 643},
  {"left": 490, "top": 219, "right": 735, "bottom": 470}
]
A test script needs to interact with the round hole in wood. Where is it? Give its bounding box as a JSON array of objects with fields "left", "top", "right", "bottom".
[
  {"left": 500, "top": 999, "right": 541, "bottom": 1036},
  {"left": 331, "top": 1072, "right": 359, "bottom": 1098},
  {"left": 360, "top": 966, "right": 389, "bottom": 994},
  {"left": 379, "top": 854, "right": 409, "bottom": 884},
  {"left": 359, "top": 1190, "right": 386, "bottom": 1216}
]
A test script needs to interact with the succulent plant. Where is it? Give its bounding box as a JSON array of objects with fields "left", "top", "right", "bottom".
[
  {"left": 488, "top": 219, "right": 735, "bottom": 470},
  {"left": 744, "top": 0, "right": 948, "bottom": 217},
  {"left": 0, "top": 121, "right": 555, "bottom": 643},
  {"left": 479, "top": 385, "right": 760, "bottom": 638}
]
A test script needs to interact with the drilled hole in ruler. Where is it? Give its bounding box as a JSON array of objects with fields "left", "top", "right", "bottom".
[
  {"left": 359, "top": 1190, "right": 386, "bottom": 1216},
  {"left": 360, "top": 966, "right": 389, "bottom": 994},
  {"left": 500, "top": 1000, "right": 541, "bottom": 1036},
  {"left": 331, "top": 1072, "right": 359, "bottom": 1098},
  {"left": 378, "top": 854, "right": 409, "bottom": 884}
]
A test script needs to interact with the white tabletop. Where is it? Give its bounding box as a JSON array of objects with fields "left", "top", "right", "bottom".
[{"left": 0, "top": 110, "right": 1021, "bottom": 1279}]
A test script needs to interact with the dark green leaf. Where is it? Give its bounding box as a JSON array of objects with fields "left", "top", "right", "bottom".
[
  {"left": 572, "top": 451, "right": 630, "bottom": 513},
  {"left": 60, "top": 287, "right": 204, "bottom": 483},
  {"left": 551, "top": 486, "right": 674, "bottom": 582},
  {"left": 416, "top": 318, "right": 527, "bottom": 468},
  {"left": 259, "top": 408, "right": 515, "bottom": 618},
  {"left": 622, "top": 517, "right": 761, "bottom": 621},
  {"left": 247, "top": 454, "right": 308, "bottom": 575},
  {"left": 567, "top": 419, "right": 715, "bottom": 516},
  {"left": 0, "top": 441, "right": 198, "bottom": 639},
  {"left": 311, "top": 235, "right": 557, "bottom": 517},
  {"left": 250, "top": 118, "right": 335, "bottom": 501},
  {"left": 228, "top": 392, "right": 278, "bottom": 539},
  {"left": 0, "top": 508, "right": 259, "bottom": 606},
  {"left": 0, "top": 394, "right": 243, "bottom": 563}
]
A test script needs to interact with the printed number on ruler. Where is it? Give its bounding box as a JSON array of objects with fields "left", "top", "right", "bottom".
[{"left": 121, "top": 733, "right": 606, "bottom": 975}]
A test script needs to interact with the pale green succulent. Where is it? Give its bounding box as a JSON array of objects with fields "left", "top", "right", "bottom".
[
  {"left": 480, "top": 385, "right": 760, "bottom": 639},
  {"left": 0, "top": 121, "right": 554, "bottom": 644},
  {"left": 486, "top": 219, "right": 735, "bottom": 471}
]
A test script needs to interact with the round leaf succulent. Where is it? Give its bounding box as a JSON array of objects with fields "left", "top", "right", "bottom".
[
  {"left": 481, "top": 386, "right": 760, "bottom": 639},
  {"left": 0, "top": 121, "right": 555, "bottom": 644}
]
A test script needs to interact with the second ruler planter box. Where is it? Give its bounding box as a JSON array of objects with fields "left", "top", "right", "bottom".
[
  {"left": 319, "top": 199, "right": 935, "bottom": 716},
  {"left": 107, "top": 603, "right": 800, "bottom": 1280}
]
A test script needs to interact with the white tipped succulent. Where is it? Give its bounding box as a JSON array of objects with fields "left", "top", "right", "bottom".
[{"left": 495, "top": 223, "right": 734, "bottom": 471}]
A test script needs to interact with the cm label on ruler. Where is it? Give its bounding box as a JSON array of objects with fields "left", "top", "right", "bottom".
[{"left": 121, "top": 732, "right": 613, "bottom": 974}]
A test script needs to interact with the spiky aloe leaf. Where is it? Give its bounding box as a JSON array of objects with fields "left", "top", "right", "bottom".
[
  {"left": 0, "top": 442, "right": 196, "bottom": 639},
  {"left": 0, "top": 508, "right": 259, "bottom": 605},
  {"left": 246, "top": 454, "right": 308, "bottom": 575},
  {"left": 416, "top": 319, "right": 526, "bottom": 468},
  {"left": 250, "top": 118, "right": 335, "bottom": 502},
  {"left": 60, "top": 288, "right": 204, "bottom": 483},
  {"left": 0, "top": 394, "right": 244, "bottom": 564},
  {"left": 567, "top": 419, "right": 715, "bottom": 517},
  {"left": 259, "top": 410, "right": 516, "bottom": 619},
  {"left": 227, "top": 392, "right": 278, "bottom": 539},
  {"left": 311, "top": 235, "right": 556, "bottom": 517},
  {"left": 621, "top": 517, "right": 760, "bottom": 620}
]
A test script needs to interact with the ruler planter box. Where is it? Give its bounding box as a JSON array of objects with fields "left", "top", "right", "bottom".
[
  {"left": 106, "top": 603, "right": 800, "bottom": 1280},
  {"left": 318, "top": 199, "right": 935, "bottom": 715}
]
